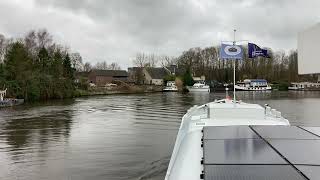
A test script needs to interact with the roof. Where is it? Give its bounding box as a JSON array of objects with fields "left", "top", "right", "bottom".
[
  {"left": 128, "top": 67, "right": 142, "bottom": 71},
  {"left": 166, "top": 65, "right": 184, "bottom": 76},
  {"left": 75, "top": 71, "right": 89, "bottom": 77},
  {"left": 91, "top": 70, "right": 128, "bottom": 77},
  {"left": 146, "top": 67, "right": 169, "bottom": 79}
]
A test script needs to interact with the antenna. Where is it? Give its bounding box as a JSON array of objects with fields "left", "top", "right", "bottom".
[{"left": 233, "top": 29, "right": 236, "bottom": 104}]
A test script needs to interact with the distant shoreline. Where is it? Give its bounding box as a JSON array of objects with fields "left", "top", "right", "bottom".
[{"left": 74, "top": 84, "right": 164, "bottom": 97}]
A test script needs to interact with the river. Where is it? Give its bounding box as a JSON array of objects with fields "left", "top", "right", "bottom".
[{"left": 1, "top": 91, "right": 320, "bottom": 180}]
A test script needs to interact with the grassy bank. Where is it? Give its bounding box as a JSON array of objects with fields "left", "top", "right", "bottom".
[{"left": 74, "top": 85, "right": 164, "bottom": 97}]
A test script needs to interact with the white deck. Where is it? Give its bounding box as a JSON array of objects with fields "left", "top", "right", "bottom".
[{"left": 165, "top": 99, "right": 289, "bottom": 180}]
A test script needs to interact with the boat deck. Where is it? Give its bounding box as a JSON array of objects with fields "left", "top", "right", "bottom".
[{"left": 202, "top": 125, "right": 320, "bottom": 180}]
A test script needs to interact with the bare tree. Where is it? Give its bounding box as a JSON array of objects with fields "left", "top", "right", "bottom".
[
  {"left": 146, "top": 54, "right": 157, "bottom": 67},
  {"left": 133, "top": 53, "right": 147, "bottom": 67},
  {"left": 0, "top": 34, "right": 6, "bottom": 63},
  {"left": 160, "top": 55, "right": 176, "bottom": 67},
  {"left": 83, "top": 62, "right": 92, "bottom": 72},
  {"left": 70, "top": 52, "right": 83, "bottom": 71},
  {"left": 108, "top": 62, "right": 121, "bottom": 70},
  {"left": 133, "top": 52, "right": 161, "bottom": 67},
  {"left": 37, "top": 29, "right": 52, "bottom": 48},
  {"left": 24, "top": 30, "right": 37, "bottom": 57},
  {"left": 94, "top": 61, "right": 108, "bottom": 70},
  {"left": 24, "top": 29, "right": 53, "bottom": 60}
]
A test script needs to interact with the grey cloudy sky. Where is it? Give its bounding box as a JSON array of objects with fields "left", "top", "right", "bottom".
[{"left": 0, "top": 0, "right": 319, "bottom": 68}]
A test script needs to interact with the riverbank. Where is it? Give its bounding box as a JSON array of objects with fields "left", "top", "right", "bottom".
[{"left": 74, "top": 85, "right": 164, "bottom": 97}]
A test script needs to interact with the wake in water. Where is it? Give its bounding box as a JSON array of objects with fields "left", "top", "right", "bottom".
[{"left": 137, "top": 156, "right": 171, "bottom": 180}]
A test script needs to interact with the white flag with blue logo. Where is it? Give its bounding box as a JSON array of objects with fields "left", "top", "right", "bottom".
[{"left": 220, "top": 43, "right": 243, "bottom": 60}]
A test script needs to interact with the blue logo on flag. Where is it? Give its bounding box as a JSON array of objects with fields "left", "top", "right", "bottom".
[
  {"left": 220, "top": 44, "right": 243, "bottom": 60},
  {"left": 248, "top": 43, "right": 270, "bottom": 58}
]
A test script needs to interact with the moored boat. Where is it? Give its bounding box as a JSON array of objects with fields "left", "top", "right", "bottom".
[
  {"left": 0, "top": 98, "right": 24, "bottom": 107},
  {"left": 0, "top": 88, "right": 24, "bottom": 107},
  {"left": 288, "top": 82, "right": 320, "bottom": 91},
  {"left": 187, "top": 81, "right": 210, "bottom": 93},
  {"left": 163, "top": 81, "right": 178, "bottom": 92},
  {"left": 235, "top": 79, "right": 272, "bottom": 91}
]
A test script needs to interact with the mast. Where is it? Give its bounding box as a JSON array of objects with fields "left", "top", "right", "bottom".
[{"left": 233, "top": 29, "right": 236, "bottom": 103}]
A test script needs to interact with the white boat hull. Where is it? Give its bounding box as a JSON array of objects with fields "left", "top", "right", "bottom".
[
  {"left": 235, "top": 85, "right": 272, "bottom": 91},
  {"left": 165, "top": 99, "right": 289, "bottom": 180},
  {"left": 163, "top": 88, "right": 178, "bottom": 92},
  {"left": 288, "top": 86, "right": 302, "bottom": 90},
  {"left": 187, "top": 87, "right": 210, "bottom": 92},
  {"left": 163, "top": 81, "right": 179, "bottom": 92}
]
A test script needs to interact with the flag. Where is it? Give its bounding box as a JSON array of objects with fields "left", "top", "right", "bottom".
[
  {"left": 220, "top": 43, "right": 243, "bottom": 60},
  {"left": 248, "top": 43, "right": 270, "bottom": 58}
]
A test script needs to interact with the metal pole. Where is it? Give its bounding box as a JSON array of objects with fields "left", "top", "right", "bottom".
[{"left": 233, "top": 29, "right": 236, "bottom": 103}]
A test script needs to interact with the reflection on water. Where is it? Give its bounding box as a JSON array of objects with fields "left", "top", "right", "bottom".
[{"left": 0, "top": 91, "right": 320, "bottom": 180}]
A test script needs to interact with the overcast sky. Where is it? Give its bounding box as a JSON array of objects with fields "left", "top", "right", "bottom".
[{"left": 0, "top": 0, "right": 319, "bottom": 68}]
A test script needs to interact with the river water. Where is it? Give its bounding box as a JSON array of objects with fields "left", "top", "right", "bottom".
[{"left": 1, "top": 91, "right": 320, "bottom": 180}]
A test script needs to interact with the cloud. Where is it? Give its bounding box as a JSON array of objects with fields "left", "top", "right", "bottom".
[{"left": 0, "top": 0, "right": 319, "bottom": 68}]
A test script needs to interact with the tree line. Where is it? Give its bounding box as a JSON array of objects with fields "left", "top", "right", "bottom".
[
  {"left": 131, "top": 46, "right": 315, "bottom": 85},
  {"left": 0, "top": 30, "right": 76, "bottom": 101},
  {"left": 0, "top": 29, "right": 125, "bottom": 101},
  {"left": 176, "top": 46, "right": 317, "bottom": 84}
]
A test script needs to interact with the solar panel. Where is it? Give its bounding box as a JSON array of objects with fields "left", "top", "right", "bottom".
[
  {"left": 203, "top": 126, "right": 259, "bottom": 140},
  {"left": 202, "top": 126, "right": 320, "bottom": 180},
  {"left": 204, "top": 165, "right": 306, "bottom": 180},
  {"left": 300, "top": 126, "right": 320, "bottom": 137},
  {"left": 203, "top": 139, "right": 287, "bottom": 164},
  {"left": 252, "top": 126, "right": 319, "bottom": 139},
  {"left": 268, "top": 140, "right": 320, "bottom": 165},
  {"left": 296, "top": 165, "right": 320, "bottom": 180}
]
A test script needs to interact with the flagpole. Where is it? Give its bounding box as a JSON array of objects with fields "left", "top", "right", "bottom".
[{"left": 233, "top": 29, "right": 236, "bottom": 104}]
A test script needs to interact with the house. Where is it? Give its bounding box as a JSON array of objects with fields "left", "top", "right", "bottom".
[
  {"left": 128, "top": 67, "right": 143, "bottom": 84},
  {"left": 75, "top": 71, "right": 89, "bottom": 83},
  {"left": 88, "top": 70, "right": 128, "bottom": 86},
  {"left": 128, "top": 66, "right": 183, "bottom": 85},
  {"left": 143, "top": 67, "right": 169, "bottom": 85}
]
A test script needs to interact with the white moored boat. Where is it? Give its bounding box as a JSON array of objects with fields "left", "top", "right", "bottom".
[
  {"left": 187, "top": 81, "right": 210, "bottom": 93},
  {"left": 288, "top": 82, "right": 320, "bottom": 91},
  {"left": 235, "top": 79, "right": 272, "bottom": 91},
  {"left": 163, "top": 81, "right": 178, "bottom": 92},
  {"left": 165, "top": 98, "right": 320, "bottom": 180}
]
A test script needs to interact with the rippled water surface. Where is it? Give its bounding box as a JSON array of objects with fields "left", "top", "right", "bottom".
[{"left": 1, "top": 91, "right": 320, "bottom": 180}]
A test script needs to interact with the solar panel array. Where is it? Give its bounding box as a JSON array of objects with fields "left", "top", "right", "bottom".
[{"left": 202, "top": 126, "right": 320, "bottom": 180}]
